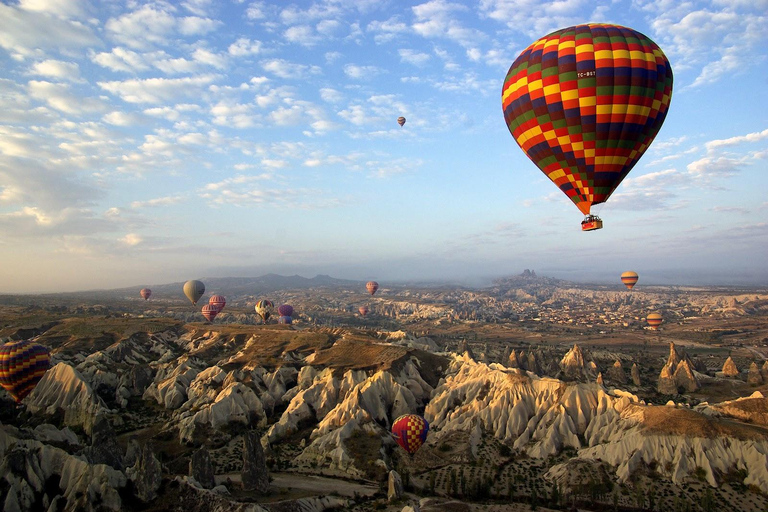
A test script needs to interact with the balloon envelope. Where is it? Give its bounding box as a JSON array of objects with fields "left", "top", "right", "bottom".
[
  {"left": 209, "top": 295, "right": 226, "bottom": 311},
  {"left": 646, "top": 312, "right": 663, "bottom": 329},
  {"left": 397, "top": 116, "right": 406, "bottom": 127},
  {"left": 502, "top": 24, "right": 673, "bottom": 217},
  {"left": 392, "top": 414, "right": 429, "bottom": 455},
  {"left": 278, "top": 315, "right": 292, "bottom": 325},
  {"left": 359, "top": 306, "right": 369, "bottom": 316},
  {"left": 621, "top": 271, "right": 639, "bottom": 290},
  {"left": 255, "top": 299, "right": 274, "bottom": 322},
  {"left": 183, "top": 280, "right": 205, "bottom": 305},
  {"left": 366, "top": 281, "right": 379, "bottom": 295},
  {"left": 277, "top": 304, "right": 293, "bottom": 317},
  {"left": 0, "top": 340, "right": 50, "bottom": 402},
  {"left": 140, "top": 288, "right": 151, "bottom": 300},
  {"left": 202, "top": 304, "right": 219, "bottom": 322}
]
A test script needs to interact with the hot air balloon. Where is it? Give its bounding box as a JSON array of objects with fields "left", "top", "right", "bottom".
[
  {"left": 140, "top": 288, "right": 151, "bottom": 300},
  {"left": 646, "top": 312, "right": 663, "bottom": 330},
  {"left": 255, "top": 299, "right": 274, "bottom": 323},
  {"left": 621, "top": 271, "right": 639, "bottom": 290},
  {"left": 277, "top": 304, "right": 293, "bottom": 317},
  {"left": 501, "top": 24, "right": 673, "bottom": 231},
  {"left": 183, "top": 280, "right": 205, "bottom": 305},
  {"left": 202, "top": 304, "right": 219, "bottom": 322},
  {"left": 366, "top": 281, "right": 379, "bottom": 295},
  {"left": 0, "top": 340, "right": 50, "bottom": 402},
  {"left": 209, "top": 295, "right": 226, "bottom": 312},
  {"left": 397, "top": 116, "right": 406, "bottom": 127},
  {"left": 392, "top": 414, "right": 429, "bottom": 455},
  {"left": 278, "top": 316, "right": 292, "bottom": 325},
  {"left": 359, "top": 305, "right": 369, "bottom": 316}
]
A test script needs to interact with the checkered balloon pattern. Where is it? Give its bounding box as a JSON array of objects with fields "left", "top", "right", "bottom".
[
  {"left": 392, "top": 414, "right": 429, "bottom": 455},
  {"left": 502, "top": 24, "right": 673, "bottom": 216},
  {"left": 0, "top": 340, "right": 51, "bottom": 403}
]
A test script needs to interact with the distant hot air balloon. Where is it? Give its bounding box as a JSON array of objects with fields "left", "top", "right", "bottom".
[
  {"left": 277, "top": 304, "right": 293, "bottom": 317},
  {"left": 502, "top": 24, "right": 673, "bottom": 231},
  {"left": 255, "top": 300, "right": 274, "bottom": 323},
  {"left": 0, "top": 340, "right": 50, "bottom": 402},
  {"left": 359, "top": 305, "right": 369, "bottom": 316},
  {"left": 397, "top": 116, "right": 406, "bottom": 127},
  {"left": 366, "top": 281, "right": 379, "bottom": 295},
  {"left": 209, "top": 295, "right": 226, "bottom": 312},
  {"left": 140, "top": 288, "right": 151, "bottom": 300},
  {"left": 646, "top": 312, "right": 663, "bottom": 330},
  {"left": 621, "top": 271, "right": 639, "bottom": 290},
  {"left": 183, "top": 280, "right": 205, "bottom": 305},
  {"left": 278, "top": 315, "right": 292, "bottom": 325},
  {"left": 392, "top": 414, "right": 429, "bottom": 455},
  {"left": 202, "top": 304, "right": 219, "bottom": 322}
]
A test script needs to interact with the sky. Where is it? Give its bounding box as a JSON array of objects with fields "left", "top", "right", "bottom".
[{"left": 0, "top": 0, "right": 767, "bottom": 293}]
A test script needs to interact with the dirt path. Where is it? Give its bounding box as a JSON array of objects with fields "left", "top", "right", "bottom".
[{"left": 218, "top": 471, "right": 379, "bottom": 498}]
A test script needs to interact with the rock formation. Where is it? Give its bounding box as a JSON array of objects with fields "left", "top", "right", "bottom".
[
  {"left": 657, "top": 343, "right": 700, "bottom": 394},
  {"left": 242, "top": 432, "right": 269, "bottom": 494},
  {"left": 388, "top": 470, "right": 403, "bottom": 502},
  {"left": 748, "top": 362, "right": 764, "bottom": 385},
  {"left": 722, "top": 356, "right": 739, "bottom": 378},
  {"left": 190, "top": 447, "right": 216, "bottom": 489},
  {"left": 127, "top": 443, "right": 162, "bottom": 502},
  {"left": 85, "top": 416, "right": 123, "bottom": 470},
  {"left": 631, "top": 363, "right": 641, "bottom": 386},
  {"left": 606, "top": 360, "right": 626, "bottom": 385}
]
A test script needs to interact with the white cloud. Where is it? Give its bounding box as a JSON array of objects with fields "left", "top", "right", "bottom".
[
  {"left": 284, "top": 25, "right": 322, "bottom": 46},
  {"left": 98, "top": 75, "right": 218, "bottom": 104},
  {"left": 102, "top": 111, "right": 142, "bottom": 126},
  {"left": 228, "top": 37, "right": 262, "bottom": 56},
  {"left": 343, "top": 64, "right": 381, "bottom": 79},
  {"left": 178, "top": 16, "right": 221, "bottom": 35},
  {"left": 245, "top": 1, "right": 267, "bottom": 20},
  {"left": 18, "top": 0, "right": 92, "bottom": 19},
  {"left": 319, "top": 88, "right": 344, "bottom": 103},
  {"left": 91, "top": 47, "right": 151, "bottom": 73},
  {"left": 0, "top": 3, "right": 99, "bottom": 58},
  {"left": 28, "top": 80, "right": 106, "bottom": 115},
  {"left": 120, "top": 233, "right": 143, "bottom": 246},
  {"left": 29, "top": 59, "right": 82, "bottom": 82},
  {"left": 479, "top": 0, "right": 588, "bottom": 39},
  {"left": 261, "top": 59, "right": 321, "bottom": 79},
  {"left": 411, "top": 0, "right": 485, "bottom": 47},
  {"left": 105, "top": 4, "right": 178, "bottom": 49},
  {"left": 192, "top": 48, "right": 227, "bottom": 69},
  {"left": 367, "top": 17, "right": 408, "bottom": 43},
  {"left": 399, "top": 49, "right": 430, "bottom": 66},
  {"left": 705, "top": 128, "right": 768, "bottom": 152},
  {"left": 130, "top": 195, "right": 184, "bottom": 208},
  {"left": 210, "top": 101, "right": 258, "bottom": 128}
]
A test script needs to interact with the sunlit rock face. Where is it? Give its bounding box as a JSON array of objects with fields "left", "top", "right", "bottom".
[
  {"left": 657, "top": 343, "right": 701, "bottom": 394},
  {"left": 722, "top": 356, "right": 739, "bottom": 378},
  {"left": 24, "top": 362, "right": 108, "bottom": 435}
]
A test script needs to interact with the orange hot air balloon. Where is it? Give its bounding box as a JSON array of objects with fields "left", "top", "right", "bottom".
[
  {"left": 209, "top": 295, "right": 226, "bottom": 311},
  {"left": 0, "top": 340, "right": 50, "bottom": 402},
  {"left": 646, "top": 312, "right": 663, "bottom": 330},
  {"left": 202, "top": 304, "right": 219, "bottom": 322},
  {"left": 140, "top": 288, "right": 151, "bottom": 300},
  {"left": 359, "top": 305, "right": 369, "bottom": 316},
  {"left": 392, "top": 414, "right": 429, "bottom": 455},
  {"left": 397, "top": 116, "right": 406, "bottom": 127},
  {"left": 620, "top": 271, "right": 639, "bottom": 290},
  {"left": 366, "top": 281, "right": 379, "bottom": 295},
  {"left": 502, "top": 24, "right": 673, "bottom": 231}
]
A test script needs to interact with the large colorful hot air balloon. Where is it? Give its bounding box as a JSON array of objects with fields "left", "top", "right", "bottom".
[
  {"left": 397, "top": 116, "right": 406, "bottom": 127},
  {"left": 202, "top": 304, "right": 219, "bottom": 322},
  {"left": 392, "top": 414, "right": 429, "bottom": 455},
  {"left": 278, "top": 316, "right": 292, "bottom": 325},
  {"left": 209, "top": 295, "right": 226, "bottom": 312},
  {"left": 277, "top": 304, "right": 293, "bottom": 317},
  {"left": 621, "top": 271, "right": 639, "bottom": 290},
  {"left": 140, "top": 288, "right": 151, "bottom": 300},
  {"left": 366, "top": 281, "right": 379, "bottom": 295},
  {"left": 183, "top": 280, "right": 205, "bottom": 305},
  {"left": 646, "top": 312, "right": 663, "bottom": 330},
  {"left": 359, "top": 305, "right": 369, "bottom": 316},
  {"left": 0, "top": 340, "right": 50, "bottom": 402},
  {"left": 502, "top": 24, "right": 673, "bottom": 231},
  {"left": 255, "top": 300, "right": 274, "bottom": 323}
]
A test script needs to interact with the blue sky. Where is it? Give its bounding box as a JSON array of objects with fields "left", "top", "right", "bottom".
[{"left": 0, "top": 0, "right": 766, "bottom": 293}]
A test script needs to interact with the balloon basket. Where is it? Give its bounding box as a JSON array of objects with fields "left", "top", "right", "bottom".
[{"left": 581, "top": 216, "right": 603, "bottom": 231}]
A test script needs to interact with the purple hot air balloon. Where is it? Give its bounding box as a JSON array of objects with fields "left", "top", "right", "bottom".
[
  {"left": 277, "top": 304, "right": 293, "bottom": 317},
  {"left": 278, "top": 315, "right": 293, "bottom": 325}
]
